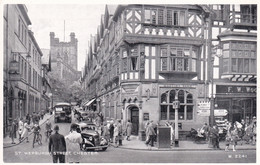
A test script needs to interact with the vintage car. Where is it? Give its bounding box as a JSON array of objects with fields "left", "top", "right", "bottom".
[
  {"left": 76, "top": 122, "right": 108, "bottom": 151},
  {"left": 54, "top": 102, "right": 72, "bottom": 123}
]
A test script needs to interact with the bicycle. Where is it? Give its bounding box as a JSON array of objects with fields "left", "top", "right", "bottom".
[{"left": 32, "top": 131, "right": 42, "bottom": 148}]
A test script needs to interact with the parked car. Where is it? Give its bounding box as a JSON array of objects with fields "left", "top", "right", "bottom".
[{"left": 76, "top": 122, "right": 108, "bottom": 151}]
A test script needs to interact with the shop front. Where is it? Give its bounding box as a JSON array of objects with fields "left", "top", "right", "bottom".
[{"left": 215, "top": 84, "right": 256, "bottom": 123}]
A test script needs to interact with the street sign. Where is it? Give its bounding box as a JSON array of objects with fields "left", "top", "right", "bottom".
[
  {"left": 214, "top": 109, "right": 228, "bottom": 116},
  {"left": 197, "top": 109, "right": 210, "bottom": 116},
  {"left": 172, "top": 101, "right": 180, "bottom": 109},
  {"left": 197, "top": 109, "right": 228, "bottom": 117}
]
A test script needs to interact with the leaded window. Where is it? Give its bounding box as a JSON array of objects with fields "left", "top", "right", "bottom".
[{"left": 160, "top": 89, "right": 194, "bottom": 121}]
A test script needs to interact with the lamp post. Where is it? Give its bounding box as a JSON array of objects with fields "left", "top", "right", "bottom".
[
  {"left": 173, "top": 96, "right": 180, "bottom": 147},
  {"left": 210, "top": 55, "right": 215, "bottom": 127}
]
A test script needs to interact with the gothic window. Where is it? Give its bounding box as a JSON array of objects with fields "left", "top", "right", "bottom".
[{"left": 160, "top": 89, "right": 194, "bottom": 121}]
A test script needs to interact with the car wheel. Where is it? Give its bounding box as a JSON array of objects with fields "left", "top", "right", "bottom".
[{"left": 102, "top": 147, "right": 107, "bottom": 151}]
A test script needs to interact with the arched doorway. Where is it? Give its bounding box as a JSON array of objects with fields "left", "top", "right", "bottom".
[{"left": 128, "top": 106, "right": 139, "bottom": 135}]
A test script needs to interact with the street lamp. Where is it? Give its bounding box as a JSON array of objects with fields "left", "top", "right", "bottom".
[
  {"left": 173, "top": 95, "right": 180, "bottom": 147},
  {"left": 210, "top": 45, "right": 223, "bottom": 127}
]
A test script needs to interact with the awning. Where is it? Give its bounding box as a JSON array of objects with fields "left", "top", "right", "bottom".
[{"left": 85, "top": 98, "right": 96, "bottom": 106}]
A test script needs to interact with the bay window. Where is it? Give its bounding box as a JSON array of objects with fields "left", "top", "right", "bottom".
[
  {"left": 222, "top": 42, "right": 256, "bottom": 74},
  {"left": 160, "top": 46, "right": 198, "bottom": 72}
]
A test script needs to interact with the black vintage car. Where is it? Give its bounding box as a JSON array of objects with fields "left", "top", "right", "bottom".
[{"left": 76, "top": 123, "right": 108, "bottom": 151}]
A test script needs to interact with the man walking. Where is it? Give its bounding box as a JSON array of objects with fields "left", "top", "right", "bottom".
[
  {"left": 145, "top": 122, "right": 156, "bottom": 147},
  {"left": 117, "top": 120, "right": 123, "bottom": 146},
  {"left": 49, "top": 125, "right": 67, "bottom": 163},
  {"left": 65, "top": 123, "right": 82, "bottom": 163}
]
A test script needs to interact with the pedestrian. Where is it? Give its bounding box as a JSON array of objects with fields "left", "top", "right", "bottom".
[
  {"left": 117, "top": 120, "right": 123, "bottom": 146},
  {"left": 21, "top": 120, "right": 30, "bottom": 143},
  {"left": 113, "top": 124, "right": 119, "bottom": 147},
  {"left": 10, "top": 119, "right": 17, "bottom": 144},
  {"left": 18, "top": 117, "right": 24, "bottom": 142},
  {"left": 211, "top": 125, "right": 220, "bottom": 149},
  {"left": 144, "top": 121, "right": 150, "bottom": 142},
  {"left": 49, "top": 125, "right": 67, "bottom": 163},
  {"left": 109, "top": 120, "right": 114, "bottom": 143},
  {"left": 126, "top": 120, "right": 132, "bottom": 141},
  {"left": 145, "top": 122, "right": 156, "bottom": 148},
  {"left": 225, "top": 122, "right": 232, "bottom": 152},
  {"left": 252, "top": 119, "right": 256, "bottom": 145},
  {"left": 230, "top": 124, "right": 239, "bottom": 151},
  {"left": 65, "top": 123, "right": 83, "bottom": 163},
  {"left": 26, "top": 113, "right": 30, "bottom": 125},
  {"left": 45, "top": 119, "right": 52, "bottom": 142},
  {"left": 201, "top": 123, "right": 209, "bottom": 141}
]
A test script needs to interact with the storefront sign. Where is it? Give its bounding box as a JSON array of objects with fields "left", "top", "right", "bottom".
[
  {"left": 143, "top": 113, "right": 149, "bottom": 120},
  {"left": 160, "top": 84, "right": 196, "bottom": 88},
  {"left": 9, "top": 61, "right": 19, "bottom": 74},
  {"left": 216, "top": 85, "right": 256, "bottom": 94}
]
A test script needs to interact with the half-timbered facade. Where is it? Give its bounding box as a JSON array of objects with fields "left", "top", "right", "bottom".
[
  {"left": 209, "top": 4, "right": 257, "bottom": 124},
  {"left": 82, "top": 4, "right": 257, "bottom": 138}
]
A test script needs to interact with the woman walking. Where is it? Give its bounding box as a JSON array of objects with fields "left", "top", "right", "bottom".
[
  {"left": 21, "top": 120, "right": 30, "bottom": 143},
  {"left": 114, "top": 124, "right": 119, "bottom": 147},
  {"left": 18, "top": 118, "right": 24, "bottom": 142},
  {"left": 230, "top": 124, "right": 239, "bottom": 151},
  {"left": 126, "top": 120, "right": 132, "bottom": 141}
]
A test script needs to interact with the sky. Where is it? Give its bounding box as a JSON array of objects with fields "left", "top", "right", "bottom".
[{"left": 26, "top": 4, "right": 106, "bottom": 71}]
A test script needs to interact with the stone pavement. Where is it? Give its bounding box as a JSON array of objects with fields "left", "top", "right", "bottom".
[
  {"left": 3, "top": 113, "right": 54, "bottom": 148},
  {"left": 110, "top": 136, "right": 256, "bottom": 151}
]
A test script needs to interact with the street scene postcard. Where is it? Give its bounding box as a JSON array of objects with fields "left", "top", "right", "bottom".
[{"left": 2, "top": 2, "right": 257, "bottom": 163}]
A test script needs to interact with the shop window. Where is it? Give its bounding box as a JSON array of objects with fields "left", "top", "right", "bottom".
[
  {"left": 187, "top": 94, "right": 193, "bottom": 103},
  {"left": 161, "top": 93, "right": 167, "bottom": 103},
  {"left": 169, "top": 90, "right": 176, "bottom": 103},
  {"left": 169, "top": 105, "right": 175, "bottom": 120},
  {"left": 178, "top": 90, "right": 184, "bottom": 103},
  {"left": 178, "top": 105, "right": 185, "bottom": 120},
  {"left": 160, "top": 90, "right": 193, "bottom": 121},
  {"left": 161, "top": 105, "right": 167, "bottom": 120},
  {"left": 187, "top": 105, "right": 193, "bottom": 120}
]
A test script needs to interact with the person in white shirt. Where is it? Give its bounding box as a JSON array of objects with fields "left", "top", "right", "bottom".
[
  {"left": 18, "top": 118, "right": 24, "bottom": 141},
  {"left": 65, "top": 123, "right": 83, "bottom": 163}
]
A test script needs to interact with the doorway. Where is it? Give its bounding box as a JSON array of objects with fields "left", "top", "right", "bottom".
[{"left": 130, "top": 106, "right": 139, "bottom": 135}]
